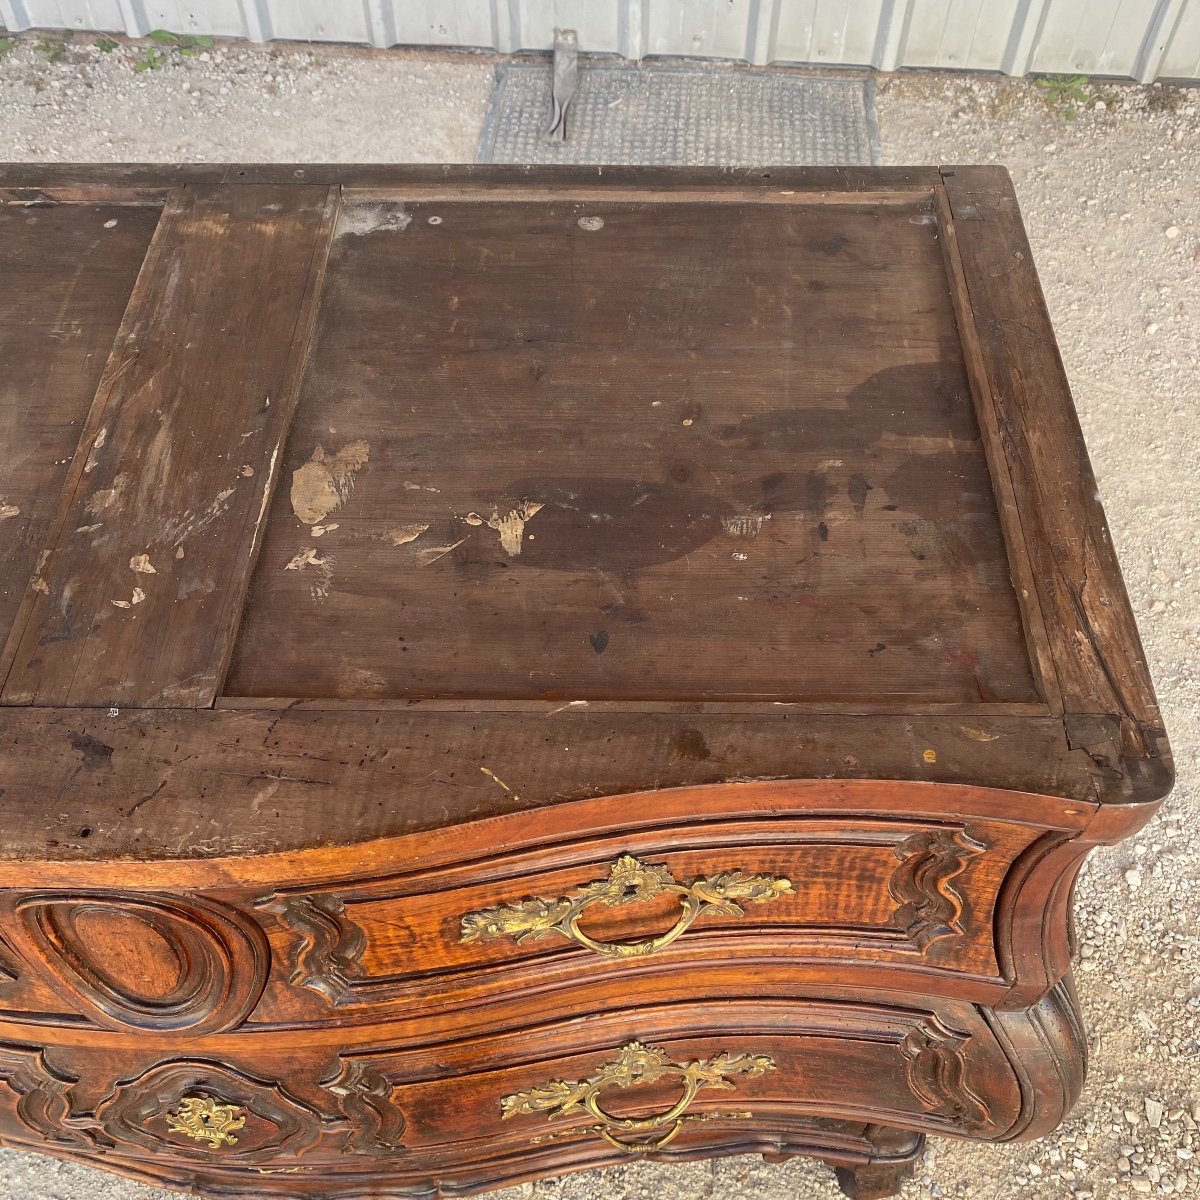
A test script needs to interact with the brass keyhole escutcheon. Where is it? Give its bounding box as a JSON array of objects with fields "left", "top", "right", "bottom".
[{"left": 164, "top": 1095, "right": 247, "bottom": 1149}]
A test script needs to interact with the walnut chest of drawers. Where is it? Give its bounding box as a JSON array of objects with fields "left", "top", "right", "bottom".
[{"left": 0, "top": 165, "right": 1172, "bottom": 1200}]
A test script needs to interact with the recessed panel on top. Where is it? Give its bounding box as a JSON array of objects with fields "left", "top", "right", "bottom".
[{"left": 226, "top": 196, "right": 1038, "bottom": 703}]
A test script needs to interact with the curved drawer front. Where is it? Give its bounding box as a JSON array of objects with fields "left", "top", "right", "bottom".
[
  {"left": 0, "top": 997, "right": 1024, "bottom": 1178},
  {"left": 254, "top": 813, "right": 1039, "bottom": 1022}
]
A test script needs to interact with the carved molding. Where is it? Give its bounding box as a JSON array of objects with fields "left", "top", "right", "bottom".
[
  {"left": 8, "top": 892, "right": 270, "bottom": 1034},
  {"left": 900, "top": 1023, "right": 990, "bottom": 1132},
  {"left": 0, "top": 1046, "right": 407, "bottom": 1164},
  {"left": 0, "top": 1042, "right": 89, "bottom": 1148},
  {"left": 319, "top": 1058, "right": 407, "bottom": 1154},
  {"left": 0, "top": 936, "right": 19, "bottom": 986},
  {"left": 258, "top": 893, "right": 365, "bottom": 1005},
  {"left": 93, "top": 1060, "right": 323, "bottom": 1162},
  {"left": 888, "top": 828, "right": 986, "bottom": 950}
]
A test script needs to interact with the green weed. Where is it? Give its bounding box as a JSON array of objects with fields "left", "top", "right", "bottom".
[{"left": 1035, "top": 74, "right": 1092, "bottom": 120}]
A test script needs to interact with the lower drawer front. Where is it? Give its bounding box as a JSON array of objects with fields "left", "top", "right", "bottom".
[
  {"left": 387, "top": 999, "right": 1019, "bottom": 1151},
  {"left": 0, "top": 999, "right": 1021, "bottom": 1173}
]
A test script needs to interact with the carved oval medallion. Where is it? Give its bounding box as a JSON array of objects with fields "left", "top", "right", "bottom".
[{"left": 13, "top": 893, "right": 269, "bottom": 1034}]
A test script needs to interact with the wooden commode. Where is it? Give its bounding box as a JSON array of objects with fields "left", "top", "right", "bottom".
[{"left": 0, "top": 164, "right": 1172, "bottom": 1200}]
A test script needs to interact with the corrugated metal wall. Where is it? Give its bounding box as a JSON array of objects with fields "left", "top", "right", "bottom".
[{"left": 2, "top": 1, "right": 1198, "bottom": 82}]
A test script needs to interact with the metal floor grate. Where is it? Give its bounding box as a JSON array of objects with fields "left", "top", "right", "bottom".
[{"left": 478, "top": 62, "right": 879, "bottom": 166}]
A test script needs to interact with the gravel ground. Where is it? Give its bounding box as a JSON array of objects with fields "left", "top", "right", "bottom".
[{"left": 0, "top": 30, "right": 1197, "bottom": 1200}]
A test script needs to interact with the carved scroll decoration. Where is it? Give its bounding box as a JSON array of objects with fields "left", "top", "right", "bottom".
[
  {"left": 900, "top": 1025, "right": 990, "bottom": 1132},
  {"left": 258, "top": 893, "right": 365, "bottom": 1004},
  {"left": 888, "top": 829, "right": 987, "bottom": 950}
]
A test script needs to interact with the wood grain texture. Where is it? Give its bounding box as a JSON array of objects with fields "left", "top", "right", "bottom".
[
  {"left": 0, "top": 201, "right": 160, "bottom": 660},
  {"left": 939, "top": 167, "right": 1164, "bottom": 757},
  {"left": 1, "top": 184, "right": 337, "bottom": 709},
  {"left": 0, "top": 708, "right": 1112, "bottom": 867},
  {"left": 227, "top": 195, "right": 1037, "bottom": 704},
  {"left": 0, "top": 165, "right": 1174, "bottom": 1200}
]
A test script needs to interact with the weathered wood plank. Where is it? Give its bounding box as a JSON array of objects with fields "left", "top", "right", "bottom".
[
  {"left": 0, "top": 201, "right": 161, "bottom": 662},
  {"left": 0, "top": 163, "right": 944, "bottom": 193},
  {"left": 941, "top": 167, "right": 1164, "bottom": 755},
  {"left": 0, "top": 707, "right": 1127, "bottom": 866},
  {"left": 1, "top": 184, "right": 338, "bottom": 708},
  {"left": 227, "top": 195, "right": 1037, "bottom": 705}
]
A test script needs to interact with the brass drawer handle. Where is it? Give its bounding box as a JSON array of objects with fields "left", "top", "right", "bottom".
[
  {"left": 164, "top": 1095, "right": 246, "bottom": 1149},
  {"left": 501, "top": 1041, "right": 775, "bottom": 1153},
  {"left": 461, "top": 854, "right": 793, "bottom": 959}
]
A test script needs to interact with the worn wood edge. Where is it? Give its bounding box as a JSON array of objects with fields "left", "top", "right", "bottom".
[
  {"left": 932, "top": 180, "right": 1063, "bottom": 714},
  {"left": 938, "top": 165, "right": 1169, "bottom": 776},
  {"left": 213, "top": 697, "right": 1054, "bottom": 716},
  {"left": 204, "top": 186, "right": 342, "bottom": 704},
  {"left": 0, "top": 163, "right": 946, "bottom": 191},
  {"left": 0, "top": 190, "right": 181, "bottom": 692},
  {"left": 340, "top": 186, "right": 934, "bottom": 206},
  {"left": 0, "top": 186, "right": 169, "bottom": 205},
  {"left": 0, "top": 776, "right": 1096, "bottom": 885}
]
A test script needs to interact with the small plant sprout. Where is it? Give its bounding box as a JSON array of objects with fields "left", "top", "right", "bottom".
[{"left": 1035, "top": 74, "right": 1093, "bottom": 120}]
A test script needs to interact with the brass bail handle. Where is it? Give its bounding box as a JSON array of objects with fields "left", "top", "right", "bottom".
[
  {"left": 461, "top": 854, "right": 793, "bottom": 959},
  {"left": 567, "top": 885, "right": 703, "bottom": 958},
  {"left": 584, "top": 1069, "right": 701, "bottom": 1152},
  {"left": 500, "top": 1042, "right": 776, "bottom": 1155}
]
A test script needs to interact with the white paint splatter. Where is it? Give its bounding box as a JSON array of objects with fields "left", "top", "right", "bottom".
[
  {"left": 390, "top": 523, "right": 429, "bottom": 546},
  {"left": 290, "top": 440, "right": 370, "bottom": 524},
  {"left": 487, "top": 502, "right": 544, "bottom": 556},
  {"left": 285, "top": 548, "right": 326, "bottom": 571},
  {"left": 336, "top": 203, "right": 413, "bottom": 238}
]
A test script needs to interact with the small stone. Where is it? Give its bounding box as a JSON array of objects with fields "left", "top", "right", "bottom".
[
  {"left": 1126, "top": 868, "right": 1143, "bottom": 889},
  {"left": 1120, "top": 1156, "right": 1132, "bottom": 1172},
  {"left": 1127, "top": 1109, "right": 1142, "bottom": 1125},
  {"left": 1165, "top": 225, "right": 1180, "bottom": 239},
  {"left": 1178, "top": 1148, "right": 1194, "bottom": 1160},
  {"left": 1146, "top": 323, "right": 1160, "bottom": 335},
  {"left": 1094, "top": 99, "right": 1107, "bottom": 111},
  {"left": 1148, "top": 1098, "right": 1165, "bottom": 1128},
  {"left": 1131, "top": 1178, "right": 1151, "bottom": 1193}
]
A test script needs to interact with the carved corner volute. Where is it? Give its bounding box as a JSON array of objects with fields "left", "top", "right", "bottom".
[{"left": 889, "top": 828, "right": 986, "bottom": 950}]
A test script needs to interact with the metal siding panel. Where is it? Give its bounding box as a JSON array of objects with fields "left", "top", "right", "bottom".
[
  {"left": 903, "top": 0, "right": 1024, "bottom": 70},
  {"left": 1030, "top": 0, "right": 1160, "bottom": 76},
  {"left": 513, "top": 0, "right": 621, "bottom": 52},
  {"left": 645, "top": 0, "right": 755, "bottom": 60},
  {"left": 262, "top": 0, "right": 368, "bottom": 43},
  {"left": 772, "top": 0, "right": 887, "bottom": 65},
  {"left": 135, "top": 1, "right": 245, "bottom": 36},
  {"left": 24, "top": 1, "right": 124, "bottom": 31},
  {"left": 3, "top": 0, "right": 1198, "bottom": 80},
  {"left": 0, "top": 0, "right": 28, "bottom": 29},
  {"left": 1161, "top": 0, "right": 1200, "bottom": 74},
  {"left": 389, "top": 1, "right": 496, "bottom": 48}
]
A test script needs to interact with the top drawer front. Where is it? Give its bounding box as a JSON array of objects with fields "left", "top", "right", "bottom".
[{"left": 254, "top": 812, "right": 1035, "bottom": 1024}]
